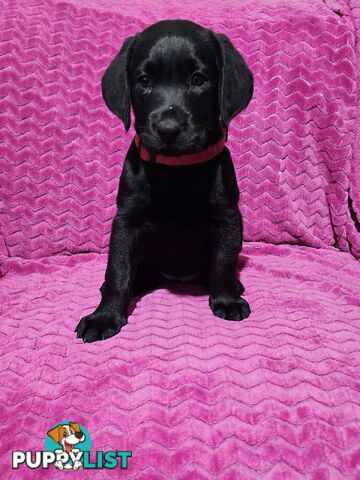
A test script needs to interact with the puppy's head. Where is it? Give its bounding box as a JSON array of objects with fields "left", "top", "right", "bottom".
[
  {"left": 47, "top": 423, "right": 85, "bottom": 452},
  {"left": 102, "top": 20, "right": 253, "bottom": 156}
]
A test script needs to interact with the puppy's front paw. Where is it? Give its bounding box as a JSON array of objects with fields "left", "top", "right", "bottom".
[
  {"left": 209, "top": 294, "right": 251, "bottom": 321},
  {"left": 75, "top": 307, "right": 126, "bottom": 343}
]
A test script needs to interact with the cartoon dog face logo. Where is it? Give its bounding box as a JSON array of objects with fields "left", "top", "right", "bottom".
[
  {"left": 47, "top": 423, "right": 85, "bottom": 453},
  {"left": 47, "top": 423, "right": 85, "bottom": 470}
]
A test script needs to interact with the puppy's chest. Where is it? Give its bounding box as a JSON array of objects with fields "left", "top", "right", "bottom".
[
  {"left": 151, "top": 185, "right": 209, "bottom": 219},
  {"left": 145, "top": 163, "right": 216, "bottom": 220}
]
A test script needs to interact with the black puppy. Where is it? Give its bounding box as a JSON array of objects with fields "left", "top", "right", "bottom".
[{"left": 75, "top": 19, "right": 253, "bottom": 342}]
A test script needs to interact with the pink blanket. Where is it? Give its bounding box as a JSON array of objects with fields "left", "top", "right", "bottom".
[{"left": 0, "top": 0, "right": 359, "bottom": 478}]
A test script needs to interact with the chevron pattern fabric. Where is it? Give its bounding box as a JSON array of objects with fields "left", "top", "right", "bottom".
[
  {"left": 1, "top": 0, "right": 360, "bottom": 478},
  {"left": 1, "top": 0, "right": 359, "bottom": 269}
]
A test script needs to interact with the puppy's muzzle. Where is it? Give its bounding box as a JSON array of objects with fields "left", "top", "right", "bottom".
[
  {"left": 154, "top": 105, "right": 189, "bottom": 144},
  {"left": 157, "top": 118, "right": 181, "bottom": 142}
]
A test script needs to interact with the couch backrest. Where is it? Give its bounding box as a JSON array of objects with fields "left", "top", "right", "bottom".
[{"left": 1, "top": 0, "right": 359, "bottom": 269}]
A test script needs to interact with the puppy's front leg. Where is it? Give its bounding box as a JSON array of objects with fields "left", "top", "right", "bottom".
[
  {"left": 208, "top": 156, "right": 250, "bottom": 321},
  {"left": 209, "top": 209, "right": 250, "bottom": 321},
  {"left": 75, "top": 213, "right": 140, "bottom": 342},
  {"left": 75, "top": 146, "right": 148, "bottom": 342}
]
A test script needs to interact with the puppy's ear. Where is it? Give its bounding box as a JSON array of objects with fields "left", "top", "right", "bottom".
[
  {"left": 69, "top": 422, "right": 81, "bottom": 433},
  {"left": 214, "top": 33, "right": 253, "bottom": 127},
  {"left": 47, "top": 425, "right": 63, "bottom": 444},
  {"left": 101, "top": 36, "right": 135, "bottom": 131}
]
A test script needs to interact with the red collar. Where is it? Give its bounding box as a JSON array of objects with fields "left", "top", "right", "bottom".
[{"left": 134, "top": 129, "right": 228, "bottom": 166}]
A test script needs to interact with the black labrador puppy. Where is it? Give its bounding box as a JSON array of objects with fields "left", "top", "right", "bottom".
[{"left": 75, "top": 19, "right": 253, "bottom": 342}]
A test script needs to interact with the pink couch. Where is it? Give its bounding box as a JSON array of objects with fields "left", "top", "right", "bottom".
[{"left": 1, "top": 0, "right": 360, "bottom": 478}]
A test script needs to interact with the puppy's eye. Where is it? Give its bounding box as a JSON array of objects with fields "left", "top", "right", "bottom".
[
  {"left": 137, "top": 74, "right": 150, "bottom": 88},
  {"left": 191, "top": 73, "right": 207, "bottom": 87},
  {"left": 63, "top": 432, "right": 68, "bottom": 437}
]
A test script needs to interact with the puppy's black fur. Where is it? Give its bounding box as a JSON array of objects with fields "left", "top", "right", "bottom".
[{"left": 75, "top": 20, "right": 253, "bottom": 342}]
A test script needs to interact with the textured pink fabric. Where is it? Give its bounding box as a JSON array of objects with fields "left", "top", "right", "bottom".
[
  {"left": 348, "top": 0, "right": 360, "bottom": 259},
  {"left": 1, "top": 0, "right": 360, "bottom": 478},
  {"left": 1, "top": 0, "right": 359, "bottom": 271},
  {"left": 1, "top": 243, "right": 360, "bottom": 479}
]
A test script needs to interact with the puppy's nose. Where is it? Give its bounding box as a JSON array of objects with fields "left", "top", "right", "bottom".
[{"left": 157, "top": 119, "right": 181, "bottom": 143}]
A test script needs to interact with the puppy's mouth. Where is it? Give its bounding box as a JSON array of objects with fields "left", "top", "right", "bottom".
[
  {"left": 64, "top": 441, "right": 73, "bottom": 453},
  {"left": 137, "top": 129, "right": 213, "bottom": 157}
]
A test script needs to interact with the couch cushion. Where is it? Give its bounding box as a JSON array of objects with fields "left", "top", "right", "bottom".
[
  {"left": 1, "top": 0, "right": 359, "bottom": 272},
  {"left": 0, "top": 243, "right": 359, "bottom": 479}
]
